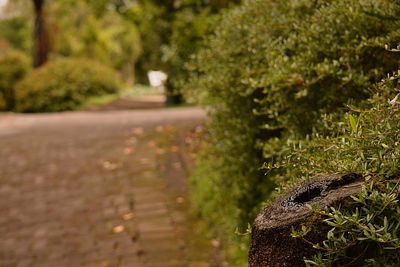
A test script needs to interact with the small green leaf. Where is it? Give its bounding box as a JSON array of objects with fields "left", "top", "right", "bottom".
[{"left": 349, "top": 114, "right": 357, "bottom": 133}]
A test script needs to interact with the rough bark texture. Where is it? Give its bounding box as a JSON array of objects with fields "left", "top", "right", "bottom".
[
  {"left": 249, "top": 173, "right": 363, "bottom": 267},
  {"left": 33, "top": 0, "right": 49, "bottom": 68}
]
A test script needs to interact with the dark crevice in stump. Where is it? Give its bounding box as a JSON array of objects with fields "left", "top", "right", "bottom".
[{"left": 248, "top": 173, "right": 363, "bottom": 267}]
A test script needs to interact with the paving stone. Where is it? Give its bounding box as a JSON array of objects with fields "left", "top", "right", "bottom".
[
  {"left": 144, "top": 258, "right": 186, "bottom": 267},
  {"left": 31, "top": 239, "right": 48, "bottom": 251},
  {"left": 170, "top": 211, "right": 187, "bottom": 225},
  {"left": 134, "top": 202, "right": 166, "bottom": 211},
  {"left": 139, "top": 231, "right": 176, "bottom": 241},
  {"left": 15, "top": 259, "right": 34, "bottom": 267},
  {"left": 103, "top": 205, "right": 116, "bottom": 215},
  {"left": 118, "top": 255, "right": 142, "bottom": 267},
  {"left": 188, "top": 262, "right": 211, "bottom": 267},
  {"left": 140, "top": 239, "right": 181, "bottom": 253},
  {"left": 0, "top": 260, "right": 18, "bottom": 267},
  {"left": 134, "top": 206, "right": 169, "bottom": 218},
  {"left": 84, "top": 259, "right": 118, "bottom": 267},
  {"left": 137, "top": 221, "right": 175, "bottom": 233},
  {"left": 113, "top": 195, "right": 128, "bottom": 206}
]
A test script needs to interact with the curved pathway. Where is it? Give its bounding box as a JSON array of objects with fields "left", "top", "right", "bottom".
[{"left": 0, "top": 108, "right": 213, "bottom": 267}]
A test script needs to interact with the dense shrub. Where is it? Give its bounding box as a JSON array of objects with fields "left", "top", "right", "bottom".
[
  {"left": 186, "top": 0, "right": 400, "bottom": 234},
  {"left": 286, "top": 75, "right": 400, "bottom": 266},
  {"left": 0, "top": 48, "right": 30, "bottom": 110},
  {"left": 15, "top": 58, "right": 121, "bottom": 112}
]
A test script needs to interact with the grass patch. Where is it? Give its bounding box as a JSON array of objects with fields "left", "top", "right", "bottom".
[
  {"left": 121, "top": 84, "right": 162, "bottom": 97},
  {"left": 80, "top": 85, "right": 163, "bottom": 110},
  {"left": 80, "top": 93, "right": 119, "bottom": 110}
]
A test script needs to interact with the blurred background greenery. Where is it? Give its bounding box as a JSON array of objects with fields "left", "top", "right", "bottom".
[{"left": 0, "top": 0, "right": 238, "bottom": 112}]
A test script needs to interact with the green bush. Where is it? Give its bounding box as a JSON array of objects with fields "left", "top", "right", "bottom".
[
  {"left": 285, "top": 74, "right": 400, "bottom": 266},
  {"left": 186, "top": 0, "right": 400, "bottom": 234},
  {"left": 0, "top": 48, "right": 30, "bottom": 110},
  {"left": 15, "top": 58, "right": 121, "bottom": 112}
]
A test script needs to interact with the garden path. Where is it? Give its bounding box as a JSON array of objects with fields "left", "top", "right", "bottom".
[{"left": 0, "top": 108, "right": 218, "bottom": 267}]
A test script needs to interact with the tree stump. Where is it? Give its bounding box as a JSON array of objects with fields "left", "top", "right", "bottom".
[{"left": 248, "top": 173, "right": 363, "bottom": 267}]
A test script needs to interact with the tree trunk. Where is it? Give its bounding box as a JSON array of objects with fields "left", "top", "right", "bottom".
[
  {"left": 32, "top": 0, "right": 49, "bottom": 68},
  {"left": 249, "top": 173, "right": 363, "bottom": 267}
]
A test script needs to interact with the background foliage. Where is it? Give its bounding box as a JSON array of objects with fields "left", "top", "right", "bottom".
[
  {"left": 0, "top": 0, "right": 237, "bottom": 111},
  {"left": 49, "top": 0, "right": 142, "bottom": 84}
]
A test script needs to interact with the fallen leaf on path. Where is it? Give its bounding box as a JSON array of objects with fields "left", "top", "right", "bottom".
[
  {"left": 100, "top": 160, "right": 119, "bottom": 171},
  {"left": 176, "top": 197, "right": 185, "bottom": 204},
  {"left": 122, "top": 213, "right": 135, "bottom": 221},
  {"left": 113, "top": 225, "right": 125, "bottom": 234},
  {"left": 124, "top": 147, "right": 135, "bottom": 155},
  {"left": 211, "top": 239, "right": 221, "bottom": 248}
]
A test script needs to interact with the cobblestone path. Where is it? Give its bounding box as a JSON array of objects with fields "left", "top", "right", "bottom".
[{"left": 0, "top": 108, "right": 212, "bottom": 267}]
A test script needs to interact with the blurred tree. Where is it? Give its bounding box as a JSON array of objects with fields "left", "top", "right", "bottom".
[
  {"left": 32, "top": 0, "right": 50, "bottom": 67},
  {"left": 159, "top": 0, "right": 240, "bottom": 103},
  {"left": 48, "top": 0, "right": 142, "bottom": 84},
  {"left": 0, "top": 17, "right": 31, "bottom": 53},
  {"left": 121, "top": 0, "right": 239, "bottom": 89},
  {"left": 85, "top": 0, "right": 138, "bottom": 16},
  {"left": 123, "top": 1, "right": 170, "bottom": 82}
]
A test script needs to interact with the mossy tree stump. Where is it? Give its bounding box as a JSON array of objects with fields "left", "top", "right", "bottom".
[{"left": 249, "top": 173, "right": 363, "bottom": 267}]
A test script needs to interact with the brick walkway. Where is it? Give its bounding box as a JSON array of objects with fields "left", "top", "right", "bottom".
[{"left": 0, "top": 108, "right": 213, "bottom": 267}]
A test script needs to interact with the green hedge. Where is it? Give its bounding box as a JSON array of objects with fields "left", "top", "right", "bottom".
[
  {"left": 0, "top": 48, "right": 30, "bottom": 110},
  {"left": 15, "top": 58, "right": 121, "bottom": 112},
  {"left": 286, "top": 74, "right": 400, "bottom": 266},
  {"left": 186, "top": 0, "right": 400, "bottom": 234}
]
